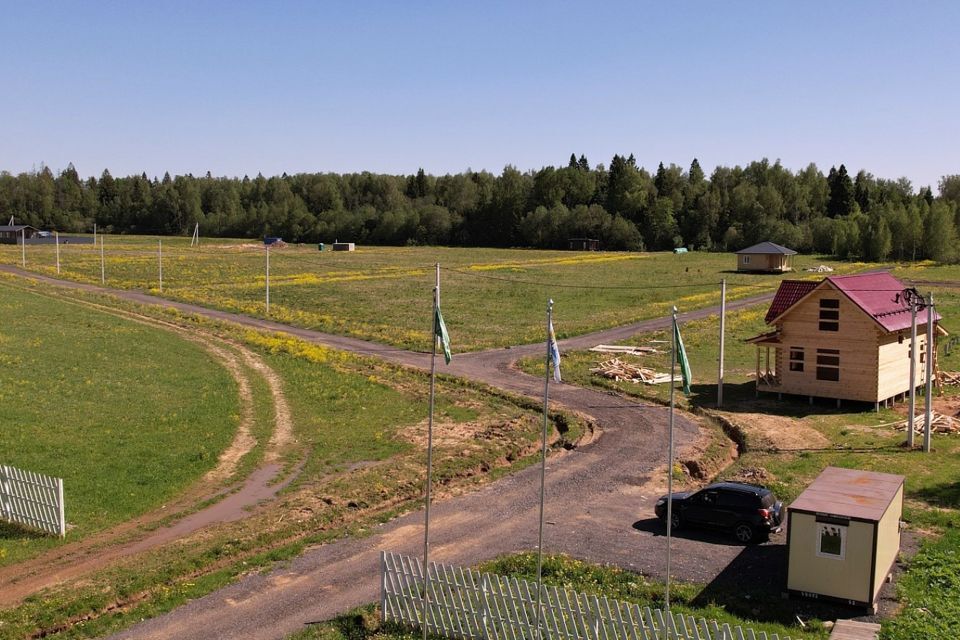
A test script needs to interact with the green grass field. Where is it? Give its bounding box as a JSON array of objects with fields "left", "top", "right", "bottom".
[
  {"left": 0, "top": 238, "right": 866, "bottom": 351},
  {"left": 286, "top": 553, "right": 825, "bottom": 640},
  {"left": 0, "top": 280, "right": 241, "bottom": 565},
  {"left": 0, "top": 278, "right": 582, "bottom": 639}
]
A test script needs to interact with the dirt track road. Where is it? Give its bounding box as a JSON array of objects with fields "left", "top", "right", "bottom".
[{"left": 0, "top": 266, "right": 774, "bottom": 639}]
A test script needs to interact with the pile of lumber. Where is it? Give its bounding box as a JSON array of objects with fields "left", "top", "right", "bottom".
[
  {"left": 589, "top": 344, "right": 661, "bottom": 355},
  {"left": 895, "top": 412, "right": 959, "bottom": 434},
  {"left": 941, "top": 371, "right": 960, "bottom": 386},
  {"left": 590, "top": 357, "right": 676, "bottom": 385}
]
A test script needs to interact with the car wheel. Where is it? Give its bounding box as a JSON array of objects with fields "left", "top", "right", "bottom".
[
  {"left": 734, "top": 523, "right": 755, "bottom": 544},
  {"left": 670, "top": 512, "right": 682, "bottom": 530}
]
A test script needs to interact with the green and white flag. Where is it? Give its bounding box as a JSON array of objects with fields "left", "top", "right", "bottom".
[
  {"left": 435, "top": 305, "right": 452, "bottom": 365},
  {"left": 674, "top": 313, "right": 692, "bottom": 395}
]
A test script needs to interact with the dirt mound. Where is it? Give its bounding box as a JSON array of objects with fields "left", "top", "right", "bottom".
[{"left": 715, "top": 411, "right": 830, "bottom": 451}]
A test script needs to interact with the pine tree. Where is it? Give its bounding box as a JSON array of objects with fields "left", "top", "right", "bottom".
[{"left": 827, "top": 164, "right": 854, "bottom": 217}]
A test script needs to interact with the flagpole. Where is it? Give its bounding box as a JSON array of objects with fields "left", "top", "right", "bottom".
[
  {"left": 665, "top": 306, "right": 677, "bottom": 611},
  {"left": 422, "top": 262, "right": 439, "bottom": 640},
  {"left": 535, "top": 298, "right": 553, "bottom": 640}
]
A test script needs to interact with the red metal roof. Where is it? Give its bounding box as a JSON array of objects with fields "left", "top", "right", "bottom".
[
  {"left": 765, "top": 280, "right": 818, "bottom": 323},
  {"left": 827, "top": 272, "right": 941, "bottom": 333},
  {"left": 766, "top": 272, "right": 942, "bottom": 333},
  {"left": 789, "top": 467, "right": 904, "bottom": 522}
]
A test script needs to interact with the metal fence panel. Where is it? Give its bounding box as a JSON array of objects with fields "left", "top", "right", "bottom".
[
  {"left": 381, "top": 552, "right": 787, "bottom": 640},
  {"left": 0, "top": 464, "right": 65, "bottom": 537}
]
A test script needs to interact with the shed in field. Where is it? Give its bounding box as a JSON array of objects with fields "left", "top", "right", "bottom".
[
  {"left": 735, "top": 241, "right": 797, "bottom": 273},
  {"left": 0, "top": 225, "right": 39, "bottom": 244},
  {"left": 332, "top": 242, "right": 355, "bottom": 251},
  {"left": 787, "top": 467, "right": 904, "bottom": 612},
  {"left": 568, "top": 238, "right": 600, "bottom": 251},
  {"left": 746, "top": 272, "right": 947, "bottom": 407}
]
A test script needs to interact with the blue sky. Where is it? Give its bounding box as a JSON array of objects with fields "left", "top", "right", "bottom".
[{"left": 1, "top": 1, "right": 957, "bottom": 189}]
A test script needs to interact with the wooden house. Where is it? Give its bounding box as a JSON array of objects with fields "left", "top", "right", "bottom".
[
  {"left": 787, "top": 467, "right": 904, "bottom": 612},
  {"left": 747, "top": 272, "right": 946, "bottom": 407},
  {"left": 568, "top": 238, "right": 600, "bottom": 251},
  {"left": 0, "top": 225, "right": 38, "bottom": 244},
  {"left": 735, "top": 241, "right": 796, "bottom": 272}
]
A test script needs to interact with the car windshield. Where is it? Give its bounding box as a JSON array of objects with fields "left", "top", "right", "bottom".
[{"left": 759, "top": 491, "right": 776, "bottom": 508}]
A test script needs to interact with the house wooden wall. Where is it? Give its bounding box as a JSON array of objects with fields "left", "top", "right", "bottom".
[
  {"left": 738, "top": 253, "right": 790, "bottom": 272},
  {"left": 877, "top": 330, "right": 930, "bottom": 401},
  {"left": 775, "top": 286, "right": 880, "bottom": 402}
]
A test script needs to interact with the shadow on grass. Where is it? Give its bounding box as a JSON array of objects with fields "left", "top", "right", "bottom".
[
  {"left": 691, "top": 543, "right": 875, "bottom": 627},
  {"left": 914, "top": 480, "right": 960, "bottom": 509},
  {"left": 687, "top": 381, "right": 895, "bottom": 419},
  {"left": 0, "top": 519, "right": 50, "bottom": 540}
]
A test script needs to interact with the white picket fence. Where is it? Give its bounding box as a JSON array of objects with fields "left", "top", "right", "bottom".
[
  {"left": 0, "top": 464, "right": 66, "bottom": 537},
  {"left": 381, "top": 552, "right": 789, "bottom": 640}
]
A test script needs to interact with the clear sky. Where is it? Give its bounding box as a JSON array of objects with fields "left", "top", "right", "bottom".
[{"left": 1, "top": 1, "right": 957, "bottom": 189}]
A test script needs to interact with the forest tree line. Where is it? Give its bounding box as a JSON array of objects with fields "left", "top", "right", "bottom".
[{"left": 2, "top": 157, "right": 959, "bottom": 262}]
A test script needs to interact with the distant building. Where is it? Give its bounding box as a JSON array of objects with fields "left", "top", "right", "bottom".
[
  {"left": 735, "top": 241, "right": 796, "bottom": 273},
  {"left": 747, "top": 272, "right": 948, "bottom": 407},
  {"left": 0, "top": 225, "right": 38, "bottom": 244},
  {"left": 568, "top": 238, "right": 600, "bottom": 251},
  {"left": 332, "top": 242, "right": 355, "bottom": 251}
]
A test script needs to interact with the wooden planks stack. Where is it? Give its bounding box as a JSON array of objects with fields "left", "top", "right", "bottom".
[
  {"left": 895, "top": 412, "right": 959, "bottom": 434},
  {"left": 940, "top": 371, "right": 960, "bottom": 386},
  {"left": 590, "top": 357, "right": 675, "bottom": 384}
]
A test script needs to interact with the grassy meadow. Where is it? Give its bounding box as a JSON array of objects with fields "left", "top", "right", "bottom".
[
  {"left": 0, "top": 278, "right": 584, "bottom": 639},
  {"left": 0, "top": 237, "right": 865, "bottom": 351},
  {"left": 0, "top": 279, "right": 241, "bottom": 564}
]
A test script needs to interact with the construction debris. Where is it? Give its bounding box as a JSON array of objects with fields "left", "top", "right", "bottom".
[
  {"left": 590, "top": 357, "right": 677, "bottom": 385},
  {"left": 805, "top": 264, "right": 834, "bottom": 272},
  {"left": 894, "top": 412, "right": 959, "bottom": 434},
  {"left": 589, "top": 344, "right": 661, "bottom": 355},
  {"left": 940, "top": 371, "right": 960, "bottom": 386}
]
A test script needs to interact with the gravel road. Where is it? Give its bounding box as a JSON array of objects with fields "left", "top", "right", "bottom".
[{"left": 0, "top": 266, "right": 777, "bottom": 640}]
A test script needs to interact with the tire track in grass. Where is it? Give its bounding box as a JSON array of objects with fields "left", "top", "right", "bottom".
[{"left": 0, "top": 289, "right": 299, "bottom": 607}]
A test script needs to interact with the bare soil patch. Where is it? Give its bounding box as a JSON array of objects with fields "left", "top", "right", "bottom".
[{"left": 715, "top": 411, "right": 831, "bottom": 451}]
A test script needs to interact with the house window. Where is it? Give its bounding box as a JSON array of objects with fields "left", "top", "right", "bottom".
[
  {"left": 817, "top": 522, "right": 847, "bottom": 559},
  {"left": 789, "top": 347, "right": 805, "bottom": 372},
  {"left": 819, "top": 299, "right": 839, "bottom": 331},
  {"left": 816, "top": 349, "right": 840, "bottom": 381},
  {"left": 742, "top": 256, "right": 751, "bottom": 264}
]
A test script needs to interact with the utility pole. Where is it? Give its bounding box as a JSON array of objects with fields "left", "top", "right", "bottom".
[
  {"left": 717, "top": 279, "right": 726, "bottom": 407},
  {"left": 908, "top": 296, "right": 917, "bottom": 448},
  {"left": 265, "top": 245, "right": 271, "bottom": 315},
  {"left": 924, "top": 293, "right": 934, "bottom": 453},
  {"left": 158, "top": 239, "right": 163, "bottom": 292}
]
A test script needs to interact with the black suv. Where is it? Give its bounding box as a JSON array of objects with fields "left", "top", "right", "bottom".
[{"left": 654, "top": 481, "right": 783, "bottom": 543}]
